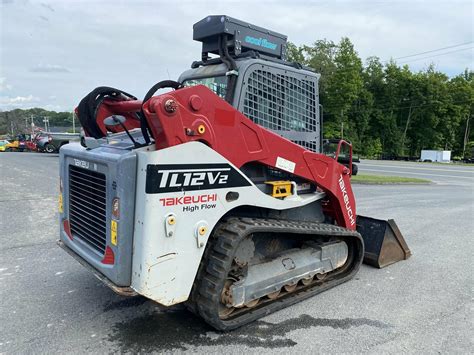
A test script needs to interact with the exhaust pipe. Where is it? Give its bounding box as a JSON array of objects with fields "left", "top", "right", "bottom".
[{"left": 356, "top": 215, "right": 412, "bottom": 268}]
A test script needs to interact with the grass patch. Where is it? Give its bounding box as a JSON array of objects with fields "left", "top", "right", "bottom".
[{"left": 351, "top": 174, "right": 431, "bottom": 184}]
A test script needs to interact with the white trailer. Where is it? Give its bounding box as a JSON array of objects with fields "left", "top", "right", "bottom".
[{"left": 420, "top": 150, "right": 451, "bottom": 163}]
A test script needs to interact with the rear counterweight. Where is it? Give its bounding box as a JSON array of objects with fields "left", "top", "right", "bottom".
[{"left": 59, "top": 142, "right": 137, "bottom": 286}]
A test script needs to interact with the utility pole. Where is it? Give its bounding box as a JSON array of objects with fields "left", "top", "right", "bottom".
[
  {"left": 31, "top": 115, "right": 35, "bottom": 136},
  {"left": 340, "top": 109, "right": 344, "bottom": 139},
  {"left": 463, "top": 114, "right": 471, "bottom": 159},
  {"left": 43, "top": 117, "right": 50, "bottom": 132},
  {"left": 72, "top": 111, "right": 76, "bottom": 133}
]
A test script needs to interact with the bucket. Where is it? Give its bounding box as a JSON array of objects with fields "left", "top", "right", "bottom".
[{"left": 356, "top": 215, "right": 411, "bottom": 268}]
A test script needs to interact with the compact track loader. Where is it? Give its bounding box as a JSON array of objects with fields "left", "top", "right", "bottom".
[{"left": 58, "top": 15, "right": 411, "bottom": 330}]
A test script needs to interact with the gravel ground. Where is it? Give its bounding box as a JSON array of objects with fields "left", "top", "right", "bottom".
[{"left": 0, "top": 153, "right": 473, "bottom": 354}]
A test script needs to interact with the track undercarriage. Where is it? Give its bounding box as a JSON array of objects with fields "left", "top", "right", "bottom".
[{"left": 188, "top": 218, "right": 364, "bottom": 330}]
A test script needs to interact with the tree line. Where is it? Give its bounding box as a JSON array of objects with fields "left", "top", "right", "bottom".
[
  {"left": 1, "top": 39, "right": 473, "bottom": 158},
  {"left": 0, "top": 108, "right": 77, "bottom": 136},
  {"left": 287, "top": 38, "right": 473, "bottom": 159}
]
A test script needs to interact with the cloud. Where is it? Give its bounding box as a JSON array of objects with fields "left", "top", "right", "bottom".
[
  {"left": 42, "top": 103, "right": 63, "bottom": 111},
  {"left": 29, "top": 64, "right": 71, "bottom": 73},
  {"left": 1, "top": 1, "right": 472, "bottom": 112},
  {"left": 0, "top": 95, "right": 41, "bottom": 110},
  {"left": 0, "top": 95, "right": 39, "bottom": 104},
  {"left": 40, "top": 2, "right": 55, "bottom": 12},
  {"left": 0, "top": 78, "right": 13, "bottom": 92}
]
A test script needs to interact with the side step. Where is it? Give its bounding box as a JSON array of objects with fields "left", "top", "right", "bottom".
[{"left": 356, "top": 216, "right": 412, "bottom": 268}]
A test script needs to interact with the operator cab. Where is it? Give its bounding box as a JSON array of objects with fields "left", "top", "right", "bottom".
[{"left": 179, "top": 15, "right": 322, "bottom": 153}]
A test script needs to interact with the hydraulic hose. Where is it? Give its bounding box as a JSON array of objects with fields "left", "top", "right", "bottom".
[
  {"left": 218, "top": 34, "right": 238, "bottom": 104},
  {"left": 77, "top": 87, "right": 137, "bottom": 139},
  {"left": 140, "top": 80, "right": 182, "bottom": 144}
]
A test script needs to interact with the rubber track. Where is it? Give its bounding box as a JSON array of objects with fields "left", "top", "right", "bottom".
[{"left": 189, "top": 217, "right": 364, "bottom": 331}]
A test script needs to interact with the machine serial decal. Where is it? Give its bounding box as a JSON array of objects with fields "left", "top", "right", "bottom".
[
  {"left": 74, "top": 158, "right": 90, "bottom": 169},
  {"left": 338, "top": 175, "right": 356, "bottom": 226},
  {"left": 276, "top": 156, "right": 296, "bottom": 173},
  {"left": 73, "top": 159, "right": 98, "bottom": 171},
  {"left": 145, "top": 163, "right": 252, "bottom": 193}
]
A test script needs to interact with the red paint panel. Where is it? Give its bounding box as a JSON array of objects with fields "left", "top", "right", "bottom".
[{"left": 142, "top": 85, "right": 357, "bottom": 230}]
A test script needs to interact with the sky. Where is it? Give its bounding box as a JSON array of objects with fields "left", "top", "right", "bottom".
[{"left": 0, "top": 0, "right": 473, "bottom": 111}]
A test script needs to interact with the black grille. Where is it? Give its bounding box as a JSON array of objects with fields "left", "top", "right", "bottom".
[
  {"left": 68, "top": 165, "right": 107, "bottom": 255},
  {"left": 243, "top": 69, "right": 319, "bottom": 152}
]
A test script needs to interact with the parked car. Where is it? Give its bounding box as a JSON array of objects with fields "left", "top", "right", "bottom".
[
  {"left": 36, "top": 137, "right": 49, "bottom": 153},
  {"left": 4, "top": 137, "right": 27, "bottom": 152},
  {"left": 0, "top": 139, "right": 10, "bottom": 152},
  {"left": 36, "top": 132, "right": 81, "bottom": 153},
  {"left": 2, "top": 134, "right": 40, "bottom": 152}
]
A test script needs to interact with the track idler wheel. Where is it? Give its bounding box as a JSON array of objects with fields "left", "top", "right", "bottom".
[{"left": 219, "top": 280, "right": 235, "bottom": 318}]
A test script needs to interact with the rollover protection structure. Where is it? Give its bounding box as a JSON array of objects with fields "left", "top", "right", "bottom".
[{"left": 58, "top": 15, "right": 411, "bottom": 330}]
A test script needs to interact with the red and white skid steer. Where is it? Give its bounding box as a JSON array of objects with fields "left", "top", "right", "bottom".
[{"left": 58, "top": 15, "right": 411, "bottom": 330}]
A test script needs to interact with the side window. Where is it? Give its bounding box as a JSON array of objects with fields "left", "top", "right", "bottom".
[{"left": 183, "top": 76, "right": 227, "bottom": 98}]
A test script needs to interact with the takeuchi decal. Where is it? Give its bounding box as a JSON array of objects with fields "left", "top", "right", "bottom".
[
  {"left": 159, "top": 193, "right": 217, "bottom": 206},
  {"left": 338, "top": 175, "right": 355, "bottom": 226}
]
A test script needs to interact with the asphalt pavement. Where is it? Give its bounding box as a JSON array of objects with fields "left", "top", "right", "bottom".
[
  {"left": 1, "top": 153, "right": 473, "bottom": 354},
  {"left": 358, "top": 159, "right": 474, "bottom": 186}
]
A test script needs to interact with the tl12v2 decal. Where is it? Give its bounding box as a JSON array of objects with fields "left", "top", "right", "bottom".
[{"left": 145, "top": 163, "right": 252, "bottom": 193}]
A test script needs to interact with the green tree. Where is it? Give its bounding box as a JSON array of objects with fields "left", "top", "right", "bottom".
[
  {"left": 285, "top": 38, "right": 474, "bottom": 158},
  {"left": 0, "top": 108, "right": 77, "bottom": 136}
]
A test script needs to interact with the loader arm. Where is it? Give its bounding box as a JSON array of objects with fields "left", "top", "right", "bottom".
[{"left": 142, "top": 84, "right": 356, "bottom": 229}]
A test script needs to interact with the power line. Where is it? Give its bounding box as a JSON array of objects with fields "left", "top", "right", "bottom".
[
  {"left": 370, "top": 99, "right": 472, "bottom": 112},
  {"left": 398, "top": 47, "right": 474, "bottom": 64},
  {"left": 322, "top": 99, "right": 472, "bottom": 115},
  {"left": 391, "top": 41, "right": 473, "bottom": 61}
]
